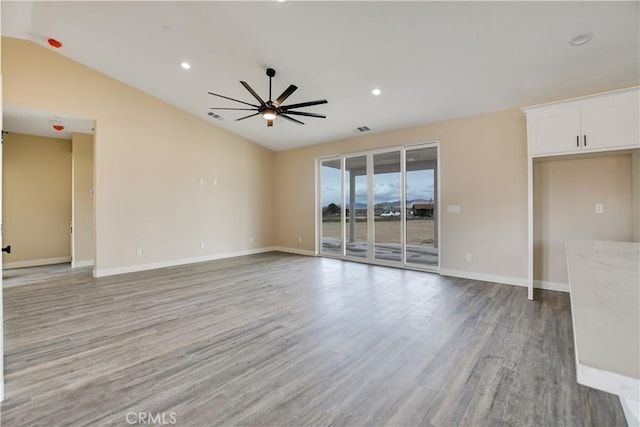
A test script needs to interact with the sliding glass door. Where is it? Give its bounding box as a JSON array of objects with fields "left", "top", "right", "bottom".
[
  {"left": 345, "top": 156, "right": 368, "bottom": 258},
  {"left": 374, "top": 151, "right": 402, "bottom": 262},
  {"left": 405, "top": 146, "right": 438, "bottom": 267},
  {"left": 318, "top": 143, "right": 439, "bottom": 270},
  {"left": 320, "top": 158, "right": 342, "bottom": 255}
]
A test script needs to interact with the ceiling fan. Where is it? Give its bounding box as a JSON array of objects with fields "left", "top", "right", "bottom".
[{"left": 208, "top": 68, "right": 327, "bottom": 127}]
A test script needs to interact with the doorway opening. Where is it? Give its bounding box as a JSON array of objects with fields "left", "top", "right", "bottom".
[{"left": 2, "top": 104, "right": 95, "bottom": 277}]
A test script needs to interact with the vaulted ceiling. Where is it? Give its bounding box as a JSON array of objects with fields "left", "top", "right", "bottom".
[{"left": 2, "top": 1, "right": 639, "bottom": 151}]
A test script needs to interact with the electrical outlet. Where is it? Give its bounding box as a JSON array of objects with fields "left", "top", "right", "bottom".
[
  {"left": 298, "top": 236, "right": 303, "bottom": 243},
  {"left": 199, "top": 178, "right": 205, "bottom": 185},
  {"left": 200, "top": 242, "right": 205, "bottom": 249},
  {"left": 213, "top": 179, "right": 218, "bottom": 186},
  {"left": 465, "top": 253, "right": 472, "bottom": 262},
  {"left": 249, "top": 237, "right": 254, "bottom": 243},
  {"left": 136, "top": 248, "right": 142, "bottom": 256},
  {"left": 595, "top": 203, "right": 604, "bottom": 214}
]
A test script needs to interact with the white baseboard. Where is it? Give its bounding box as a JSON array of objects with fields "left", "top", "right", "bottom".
[
  {"left": 72, "top": 260, "right": 94, "bottom": 268},
  {"left": 440, "top": 268, "right": 528, "bottom": 288},
  {"left": 273, "top": 246, "right": 317, "bottom": 257},
  {"left": 439, "top": 269, "right": 570, "bottom": 294},
  {"left": 534, "top": 280, "right": 570, "bottom": 293},
  {"left": 93, "top": 247, "right": 277, "bottom": 278},
  {"left": 3, "top": 256, "right": 71, "bottom": 269}
]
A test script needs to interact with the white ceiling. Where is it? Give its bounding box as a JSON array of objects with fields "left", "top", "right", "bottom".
[
  {"left": 2, "top": 1, "right": 639, "bottom": 151},
  {"left": 3, "top": 104, "right": 94, "bottom": 140}
]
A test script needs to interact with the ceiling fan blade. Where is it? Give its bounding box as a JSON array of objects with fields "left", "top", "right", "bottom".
[
  {"left": 280, "top": 114, "right": 305, "bottom": 125},
  {"left": 208, "top": 92, "right": 258, "bottom": 108},
  {"left": 280, "top": 99, "right": 328, "bottom": 110},
  {"left": 267, "top": 119, "right": 274, "bottom": 127},
  {"left": 240, "top": 81, "right": 267, "bottom": 107},
  {"left": 236, "top": 112, "right": 260, "bottom": 122},
  {"left": 281, "top": 111, "right": 326, "bottom": 119},
  {"left": 273, "top": 85, "right": 298, "bottom": 107},
  {"left": 210, "top": 107, "right": 258, "bottom": 111}
]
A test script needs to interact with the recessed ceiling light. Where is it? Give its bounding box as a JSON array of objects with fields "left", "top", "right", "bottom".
[
  {"left": 277, "top": 0, "right": 286, "bottom": 2},
  {"left": 371, "top": 88, "right": 381, "bottom": 96},
  {"left": 570, "top": 33, "right": 592, "bottom": 46},
  {"left": 180, "top": 62, "right": 191, "bottom": 70}
]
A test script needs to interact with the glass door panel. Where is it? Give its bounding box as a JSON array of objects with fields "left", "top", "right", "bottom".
[
  {"left": 373, "top": 151, "right": 402, "bottom": 262},
  {"left": 405, "top": 147, "right": 438, "bottom": 267},
  {"left": 345, "top": 156, "right": 368, "bottom": 258},
  {"left": 320, "top": 158, "right": 342, "bottom": 255}
]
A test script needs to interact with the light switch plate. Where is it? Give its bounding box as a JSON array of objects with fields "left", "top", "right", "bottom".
[
  {"left": 447, "top": 205, "right": 461, "bottom": 214},
  {"left": 595, "top": 203, "right": 604, "bottom": 214}
]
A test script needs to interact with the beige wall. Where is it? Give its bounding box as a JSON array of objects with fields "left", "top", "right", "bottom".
[
  {"left": 2, "top": 37, "right": 275, "bottom": 274},
  {"left": 533, "top": 154, "right": 633, "bottom": 284},
  {"left": 72, "top": 132, "right": 94, "bottom": 266},
  {"left": 633, "top": 150, "right": 640, "bottom": 242},
  {"left": 275, "top": 108, "right": 529, "bottom": 281},
  {"left": 2, "top": 132, "right": 72, "bottom": 267}
]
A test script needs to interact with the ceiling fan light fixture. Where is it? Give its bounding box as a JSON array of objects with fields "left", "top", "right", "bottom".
[
  {"left": 262, "top": 109, "right": 277, "bottom": 120},
  {"left": 208, "top": 67, "right": 327, "bottom": 128}
]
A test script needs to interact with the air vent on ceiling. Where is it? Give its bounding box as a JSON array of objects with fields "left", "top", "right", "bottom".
[
  {"left": 353, "top": 126, "right": 371, "bottom": 133},
  {"left": 207, "top": 112, "right": 224, "bottom": 120}
]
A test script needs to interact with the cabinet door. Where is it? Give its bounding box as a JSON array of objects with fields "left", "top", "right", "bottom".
[
  {"left": 528, "top": 106, "right": 581, "bottom": 156},
  {"left": 580, "top": 92, "right": 640, "bottom": 151}
]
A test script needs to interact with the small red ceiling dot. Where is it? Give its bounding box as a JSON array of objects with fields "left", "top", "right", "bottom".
[
  {"left": 48, "top": 38, "right": 62, "bottom": 48},
  {"left": 53, "top": 125, "right": 64, "bottom": 131}
]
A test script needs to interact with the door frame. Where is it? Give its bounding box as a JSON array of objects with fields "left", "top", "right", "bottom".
[{"left": 1, "top": 73, "right": 5, "bottom": 401}]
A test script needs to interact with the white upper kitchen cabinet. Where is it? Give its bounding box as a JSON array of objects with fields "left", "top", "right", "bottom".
[{"left": 524, "top": 88, "right": 639, "bottom": 158}]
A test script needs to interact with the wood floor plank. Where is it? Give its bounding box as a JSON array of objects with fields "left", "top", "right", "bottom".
[{"left": 0, "top": 253, "right": 627, "bottom": 426}]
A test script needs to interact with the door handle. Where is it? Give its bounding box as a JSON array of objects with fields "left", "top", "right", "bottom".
[
  {"left": 583, "top": 135, "right": 587, "bottom": 147},
  {"left": 2, "top": 245, "right": 11, "bottom": 254},
  {"left": 576, "top": 136, "right": 579, "bottom": 147}
]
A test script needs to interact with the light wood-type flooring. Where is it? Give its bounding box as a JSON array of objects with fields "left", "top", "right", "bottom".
[{"left": 0, "top": 253, "right": 626, "bottom": 426}]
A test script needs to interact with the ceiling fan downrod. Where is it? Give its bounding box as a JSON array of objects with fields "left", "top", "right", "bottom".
[{"left": 266, "top": 68, "right": 276, "bottom": 102}]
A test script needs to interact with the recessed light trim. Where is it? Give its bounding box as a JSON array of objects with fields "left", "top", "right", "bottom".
[
  {"left": 371, "top": 88, "right": 381, "bottom": 96},
  {"left": 180, "top": 62, "right": 191, "bottom": 70},
  {"left": 570, "top": 33, "right": 592, "bottom": 46}
]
